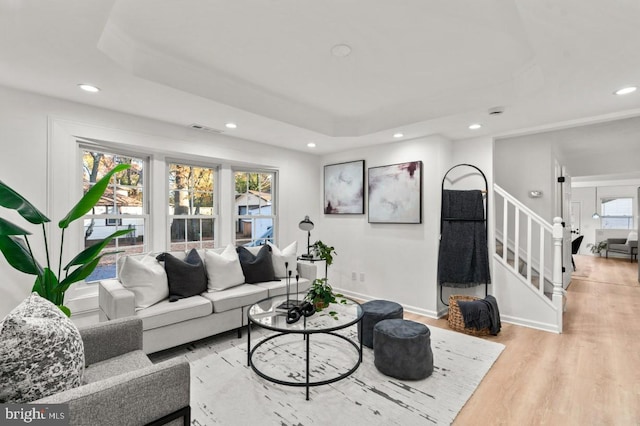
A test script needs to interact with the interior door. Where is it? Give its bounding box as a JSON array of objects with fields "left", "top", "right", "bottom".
[
  {"left": 570, "top": 201, "right": 581, "bottom": 239},
  {"left": 560, "top": 166, "right": 572, "bottom": 288}
]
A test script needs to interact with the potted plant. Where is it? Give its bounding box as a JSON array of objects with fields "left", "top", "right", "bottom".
[
  {"left": 587, "top": 241, "right": 607, "bottom": 256},
  {"left": 305, "top": 240, "right": 346, "bottom": 316},
  {"left": 0, "top": 164, "right": 134, "bottom": 316},
  {"left": 307, "top": 278, "right": 341, "bottom": 309},
  {"left": 310, "top": 240, "right": 335, "bottom": 279}
]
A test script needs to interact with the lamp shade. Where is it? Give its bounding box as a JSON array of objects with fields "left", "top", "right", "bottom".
[{"left": 299, "top": 216, "right": 314, "bottom": 231}]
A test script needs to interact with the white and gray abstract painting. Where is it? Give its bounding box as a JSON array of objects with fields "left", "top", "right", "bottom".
[
  {"left": 368, "top": 161, "right": 422, "bottom": 223},
  {"left": 324, "top": 160, "right": 364, "bottom": 214}
]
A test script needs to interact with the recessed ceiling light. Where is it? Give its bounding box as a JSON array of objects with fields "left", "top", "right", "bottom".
[
  {"left": 331, "top": 44, "right": 352, "bottom": 57},
  {"left": 78, "top": 84, "right": 100, "bottom": 93},
  {"left": 307, "top": 142, "right": 316, "bottom": 148},
  {"left": 393, "top": 133, "right": 404, "bottom": 138},
  {"left": 225, "top": 122, "right": 237, "bottom": 129},
  {"left": 614, "top": 86, "right": 637, "bottom": 95},
  {"left": 468, "top": 123, "right": 482, "bottom": 130}
]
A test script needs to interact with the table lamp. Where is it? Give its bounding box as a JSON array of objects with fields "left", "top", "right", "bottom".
[{"left": 299, "top": 215, "right": 314, "bottom": 258}]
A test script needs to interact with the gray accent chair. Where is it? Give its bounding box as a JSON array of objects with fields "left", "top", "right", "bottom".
[
  {"left": 36, "top": 317, "right": 190, "bottom": 426},
  {"left": 606, "top": 238, "right": 638, "bottom": 262}
]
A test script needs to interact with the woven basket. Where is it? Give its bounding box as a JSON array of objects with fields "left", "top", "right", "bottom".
[{"left": 447, "top": 295, "right": 491, "bottom": 336}]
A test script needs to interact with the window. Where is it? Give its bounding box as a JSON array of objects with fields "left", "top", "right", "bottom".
[
  {"left": 82, "top": 150, "right": 147, "bottom": 282},
  {"left": 234, "top": 170, "right": 275, "bottom": 246},
  {"left": 169, "top": 163, "right": 217, "bottom": 250},
  {"left": 105, "top": 206, "right": 122, "bottom": 226},
  {"left": 600, "top": 197, "right": 634, "bottom": 229}
]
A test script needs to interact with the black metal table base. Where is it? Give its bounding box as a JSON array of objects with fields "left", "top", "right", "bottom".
[{"left": 247, "top": 326, "right": 363, "bottom": 400}]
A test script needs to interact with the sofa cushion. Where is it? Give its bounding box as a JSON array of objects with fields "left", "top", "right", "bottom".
[
  {"left": 256, "top": 277, "right": 312, "bottom": 298},
  {"left": 119, "top": 254, "right": 169, "bottom": 309},
  {"left": 201, "top": 284, "right": 268, "bottom": 313},
  {"left": 0, "top": 294, "right": 84, "bottom": 403},
  {"left": 136, "top": 295, "right": 213, "bottom": 331},
  {"left": 117, "top": 251, "right": 184, "bottom": 274},
  {"left": 158, "top": 249, "right": 207, "bottom": 302},
  {"left": 205, "top": 244, "right": 246, "bottom": 291},
  {"left": 83, "top": 350, "right": 151, "bottom": 384},
  {"left": 626, "top": 232, "right": 638, "bottom": 244},
  {"left": 237, "top": 245, "right": 276, "bottom": 284},
  {"left": 267, "top": 241, "right": 298, "bottom": 278},
  {"left": 608, "top": 244, "right": 628, "bottom": 252}
]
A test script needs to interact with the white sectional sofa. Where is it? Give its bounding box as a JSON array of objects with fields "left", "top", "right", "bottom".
[{"left": 98, "top": 245, "right": 316, "bottom": 353}]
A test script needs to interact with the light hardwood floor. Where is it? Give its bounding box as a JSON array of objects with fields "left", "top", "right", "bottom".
[{"left": 406, "top": 255, "right": 640, "bottom": 425}]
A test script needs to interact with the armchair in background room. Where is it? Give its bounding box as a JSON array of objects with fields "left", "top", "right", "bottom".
[{"left": 606, "top": 232, "right": 638, "bottom": 262}]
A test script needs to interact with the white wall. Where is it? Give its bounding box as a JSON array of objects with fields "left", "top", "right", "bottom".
[
  {"left": 317, "top": 135, "right": 454, "bottom": 317},
  {"left": 494, "top": 134, "right": 557, "bottom": 220},
  {"left": 0, "top": 85, "right": 320, "bottom": 318}
]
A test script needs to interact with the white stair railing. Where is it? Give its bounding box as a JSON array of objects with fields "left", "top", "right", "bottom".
[
  {"left": 494, "top": 184, "right": 564, "bottom": 332},
  {"left": 551, "top": 217, "right": 565, "bottom": 331}
]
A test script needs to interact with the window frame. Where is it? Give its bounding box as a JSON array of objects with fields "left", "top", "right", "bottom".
[
  {"left": 80, "top": 146, "right": 150, "bottom": 282},
  {"left": 600, "top": 196, "right": 634, "bottom": 229},
  {"left": 233, "top": 168, "right": 277, "bottom": 247},
  {"left": 167, "top": 160, "right": 219, "bottom": 251}
]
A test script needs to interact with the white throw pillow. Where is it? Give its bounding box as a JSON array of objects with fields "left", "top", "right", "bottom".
[
  {"left": 0, "top": 293, "right": 84, "bottom": 403},
  {"left": 205, "top": 244, "right": 246, "bottom": 291},
  {"left": 119, "top": 254, "right": 169, "bottom": 309},
  {"left": 267, "top": 241, "right": 298, "bottom": 278},
  {"left": 626, "top": 231, "right": 638, "bottom": 244}
]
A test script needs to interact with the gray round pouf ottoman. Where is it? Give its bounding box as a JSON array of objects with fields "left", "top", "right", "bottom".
[
  {"left": 358, "top": 300, "right": 404, "bottom": 348},
  {"left": 373, "top": 319, "right": 434, "bottom": 380}
]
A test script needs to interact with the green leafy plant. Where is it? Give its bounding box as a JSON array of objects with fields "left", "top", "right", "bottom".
[
  {"left": 587, "top": 241, "right": 607, "bottom": 255},
  {"left": 311, "top": 240, "right": 336, "bottom": 278},
  {"left": 0, "top": 164, "right": 133, "bottom": 316},
  {"left": 306, "top": 240, "right": 345, "bottom": 318},
  {"left": 305, "top": 278, "right": 346, "bottom": 318},
  {"left": 311, "top": 240, "right": 335, "bottom": 265}
]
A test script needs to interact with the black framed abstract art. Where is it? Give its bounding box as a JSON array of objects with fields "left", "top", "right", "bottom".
[
  {"left": 368, "top": 161, "right": 422, "bottom": 223},
  {"left": 324, "top": 160, "right": 365, "bottom": 214}
]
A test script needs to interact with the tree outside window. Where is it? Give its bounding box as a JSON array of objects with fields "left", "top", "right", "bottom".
[
  {"left": 169, "top": 163, "right": 216, "bottom": 250},
  {"left": 82, "top": 150, "right": 147, "bottom": 281}
]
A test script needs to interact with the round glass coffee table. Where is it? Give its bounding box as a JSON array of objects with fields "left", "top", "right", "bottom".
[{"left": 247, "top": 294, "right": 363, "bottom": 400}]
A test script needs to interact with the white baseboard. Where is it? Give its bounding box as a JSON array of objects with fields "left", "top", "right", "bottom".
[
  {"left": 500, "top": 314, "right": 560, "bottom": 334},
  {"left": 335, "top": 288, "right": 440, "bottom": 319},
  {"left": 403, "top": 305, "right": 441, "bottom": 319}
]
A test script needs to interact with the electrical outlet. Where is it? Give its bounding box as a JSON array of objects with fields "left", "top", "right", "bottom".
[
  {"left": 351, "top": 272, "right": 357, "bottom": 281},
  {"left": 359, "top": 272, "right": 365, "bottom": 282}
]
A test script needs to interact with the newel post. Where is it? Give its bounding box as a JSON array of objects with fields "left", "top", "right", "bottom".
[{"left": 552, "top": 216, "right": 564, "bottom": 333}]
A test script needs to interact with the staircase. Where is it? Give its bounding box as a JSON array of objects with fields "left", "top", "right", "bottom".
[
  {"left": 495, "top": 240, "right": 551, "bottom": 298},
  {"left": 493, "top": 184, "right": 565, "bottom": 333}
]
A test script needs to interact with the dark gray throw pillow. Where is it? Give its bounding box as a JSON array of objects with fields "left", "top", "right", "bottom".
[
  {"left": 237, "top": 245, "right": 277, "bottom": 284},
  {"left": 157, "top": 249, "right": 207, "bottom": 302}
]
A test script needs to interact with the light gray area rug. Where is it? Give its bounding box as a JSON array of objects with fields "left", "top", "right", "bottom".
[{"left": 187, "top": 326, "right": 504, "bottom": 425}]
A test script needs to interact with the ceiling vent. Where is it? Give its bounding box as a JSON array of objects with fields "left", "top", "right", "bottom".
[
  {"left": 189, "top": 123, "right": 223, "bottom": 133},
  {"left": 488, "top": 106, "right": 505, "bottom": 116}
]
